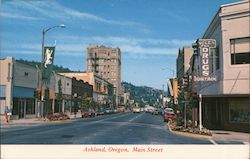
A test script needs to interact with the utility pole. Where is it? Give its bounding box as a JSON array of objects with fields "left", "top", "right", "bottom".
[
  {"left": 162, "top": 84, "right": 164, "bottom": 108},
  {"left": 199, "top": 94, "right": 203, "bottom": 131}
]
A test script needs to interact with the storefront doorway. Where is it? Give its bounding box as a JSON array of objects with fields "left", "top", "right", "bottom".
[{"left": 18, "top": 100, "right": 25, "bottom": 118}]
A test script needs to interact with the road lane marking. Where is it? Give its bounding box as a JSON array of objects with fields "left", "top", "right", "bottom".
[
  {"left": 209, "top": 138, "right": 218, "bottom": 145},
  {"left": 94, "top": 113, "right": 132, "bottom": 123},
  {"left": 129, "top": 112, "right": 145, "bottom": 122},
  {"left": 99, "top": 120, "right": 165, "bottom": 130}
]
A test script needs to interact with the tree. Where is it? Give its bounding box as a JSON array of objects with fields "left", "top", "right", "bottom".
[
  {"left": 57, "top": 79, "right": 63, "bottom": 112},
  {"left": 81, "top": 98, "right": 89, "bottom": 111}
]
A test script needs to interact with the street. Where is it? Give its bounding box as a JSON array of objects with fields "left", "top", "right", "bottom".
[{"left": 1, "top": 112, "right": 213, "bottom": 144}]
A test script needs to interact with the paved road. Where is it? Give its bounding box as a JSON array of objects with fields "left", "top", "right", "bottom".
[{"left": 0, "top": 112, "right": 215, "bottom": 144}]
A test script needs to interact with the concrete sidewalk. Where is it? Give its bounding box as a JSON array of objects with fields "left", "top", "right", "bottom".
[
  {"left": 172, "top": 129, "right": 249, "bottom": 144},
  {"left": 211, "top": 130, "right": 250, "bottom": 144},
  {"left": 0, "top": 118, "right": 48, "bottom": 128}
]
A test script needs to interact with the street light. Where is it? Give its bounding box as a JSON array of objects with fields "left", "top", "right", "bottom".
[
  {"left": 39, "top": 24, "right": 65, "bottom": 117},
  {"left": 161, "top": 67, "right": 176, "bottom": 108}
]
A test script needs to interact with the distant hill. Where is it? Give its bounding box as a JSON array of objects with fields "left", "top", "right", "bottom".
[
  {"left": 121, "top": 81, "right": 163, "bottom": 107},
  {"left": 17, "top": 59, "right": 72, "bottom": 72}
]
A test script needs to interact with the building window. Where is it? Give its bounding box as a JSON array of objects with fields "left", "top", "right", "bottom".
[
  {"left": 229, "top": 100, "right": 250, "bottom": 123},
  {"left": 230, "top": 37, "right": 250, "bottom": 65},
  {"left": 26, "top": 99, "right": 35, "bottom": 114},
  {"left": 215, "top": 46, "right": 220, "bottom": 70}
]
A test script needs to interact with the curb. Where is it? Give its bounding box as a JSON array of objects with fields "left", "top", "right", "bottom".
[
  {"left": 166, "top": 123, "right": 211, "bottom": 139},
  {"left": 49, "top": 119, "right": 71, "bottom": 123},
  {"left": 172, "top": 130, "right": 211, "bottom": 139}
]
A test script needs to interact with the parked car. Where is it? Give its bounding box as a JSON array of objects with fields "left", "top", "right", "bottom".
[
  {"left": 133, "top": 107, "right": 141, "bottom": 113},
  {"left": 140, "top": 107, "right": 145, "bottom": 112},
  {"left": 105, "top": 108, "right": 114, "bottom": 114},
  {"left": 118, "top": 106, "right": 125, "bottom": 112},
  {"left": 152, "top": 108, "right": 162, "bottom": 115},
  {"left": 97, "top": 107, "right": 105, "bottom": 116},
  {"left": 164, "top": 108, "right": 174, "bottom": 114},
  {"left": 163, "top": 112, "right": 176, "bottom": 121},
  {"left": 81, "top": 110, "right": 96, "bottom": 118}
]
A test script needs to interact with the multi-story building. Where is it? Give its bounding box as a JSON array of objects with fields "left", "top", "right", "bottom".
[
  {"left": 50, "top": 72, "right": 72, "bottom": 113},
  {"left": 192, "top": 0, "right": 250, "bottom": 132},
  {"left": 60, "top": 72, "right": 114, "bottom": 108},
  {"left": 176, "top": 47, "right": 193, "bottom": 83},
  {"left": 0, "top": 57, "right": 39, "bottom": 120},
  {"left": 176, "top": 47, "right": 193, "bottom": 106},
  {"left": 86, "top": 45, "right": 121, "bottom": 105}
]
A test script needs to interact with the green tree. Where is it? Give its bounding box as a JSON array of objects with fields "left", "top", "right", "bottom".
[
  {"left": 57, "top": 79, "right": 63, "bottom": 112},
  {"left": 81, "top": 99, "right": 89, "bottom": 111}
]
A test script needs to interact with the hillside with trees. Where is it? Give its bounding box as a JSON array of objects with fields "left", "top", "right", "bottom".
[{"left": 121, "top": 81, "right": 163, "bottom": 107}]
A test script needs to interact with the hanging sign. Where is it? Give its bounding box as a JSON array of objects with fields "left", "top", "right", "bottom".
[{"left": 194, "top": 39, "right": 217, "bottom": 81}]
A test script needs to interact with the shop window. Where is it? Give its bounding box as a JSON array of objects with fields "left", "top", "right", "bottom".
[
  {"left": 229, "top": 100, "right": 250, "bottom": 123},
  {"left": 0, "top": 100, "right": 6, "bottom": 115},
  {"left": 26, "top": 99, "right": 35, "bottom": 114},
  {"left": 12, "top": 99, "right": 19, "bottom": 115},
  {"left": 230, "top": 37, "right": 250, "bottom": 65},
  {"left": 215, "top": 46, "right": 220, "bottom": 70}
]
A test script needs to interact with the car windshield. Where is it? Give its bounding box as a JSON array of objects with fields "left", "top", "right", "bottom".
[{"left": 164, "top": 108, "right": 174, "bottom": 113}]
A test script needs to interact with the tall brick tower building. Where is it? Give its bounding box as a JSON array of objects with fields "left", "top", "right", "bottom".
[{"left": 86, "top": 45, "right": 122, "bottom": 105}]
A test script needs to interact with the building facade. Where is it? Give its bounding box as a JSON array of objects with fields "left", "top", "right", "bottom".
[
  {"left": 192, "top": 0, "right": 250, "bottom": 132},
  {"left": 50, "top": 72, "right": 72, "bottom": 113},
  {"left": 60, "top": 72, "right": 114, "bottom": 109},
  {"left": 86, "top": 45, "right": 121, "bottom": 105},
  {"left": 176, "top": 47, "right": 193, "bottom": 84},
  {"left": 0, "top": 57, "right": 38, "bottom": 120}
]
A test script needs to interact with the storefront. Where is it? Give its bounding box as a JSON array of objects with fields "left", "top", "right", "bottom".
[
  {"left": 12, "top": 98, "right": 35, "bottom": 119},
  {"left": 11, "top": 86, "right": 36, "bottom": 119},
  {"left": 203, "top": 96, "right": 250, "bottom": 133}
]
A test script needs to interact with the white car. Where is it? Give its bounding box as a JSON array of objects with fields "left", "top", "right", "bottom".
[
  {"left": 164, "top": 108, "right": 174, "bottom": 114},
  {"left": 133, "top": 107, "right": 141, "bottom": 113}
]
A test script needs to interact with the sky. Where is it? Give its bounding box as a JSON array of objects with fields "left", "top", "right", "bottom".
[{"left": 0, "top": 0, "right": 237, "bottom": 89}]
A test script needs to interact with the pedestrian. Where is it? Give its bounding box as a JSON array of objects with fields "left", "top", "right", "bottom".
[{"left": 4, "top": 106, "right": 10, "bottom": 123}]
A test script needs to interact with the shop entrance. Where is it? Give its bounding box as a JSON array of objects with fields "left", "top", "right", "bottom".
[{"left": 18, "top": 100, "right": 25, "bottom": 118}]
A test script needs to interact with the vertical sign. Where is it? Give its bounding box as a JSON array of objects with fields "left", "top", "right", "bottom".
[
  {"left": 42, "top": 46, "right": 55, "bottom": 82},
  {"left": 198, "top": 39, "right": 216, "bottom": 77}
]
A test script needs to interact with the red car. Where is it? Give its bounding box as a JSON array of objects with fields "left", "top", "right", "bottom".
[{"left": 163, "top": 112, "right": 176, "bottom": 121}]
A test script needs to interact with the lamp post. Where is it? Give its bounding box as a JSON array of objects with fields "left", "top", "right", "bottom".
[
  {"left": 162, "top": 67, "right": 176, "bottom": 107},
  {"left": 39, "top": 24, "right": 65, "bottom": 117}
]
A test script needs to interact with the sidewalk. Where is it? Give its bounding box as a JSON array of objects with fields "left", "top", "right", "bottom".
[
  {"left": 172, "top": 129, "right": 249, "bottom": 144},
  {"left": 168, "top": 123, "right": 250, "bottom": 144},
  {"left": 0, "top": 118, "right": 48, "bottom": 129},
  {"left": 210, "top": 130, "right": 250, "bottom": 144}
]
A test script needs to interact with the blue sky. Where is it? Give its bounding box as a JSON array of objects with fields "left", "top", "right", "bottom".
[{"left": 0, "top": 0, "right": 237, "bottom": 89}]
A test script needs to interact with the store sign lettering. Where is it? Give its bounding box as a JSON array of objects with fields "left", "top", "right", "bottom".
[
  {"left": 194, "top": 39, "right": 217, "bottom": 82},
  {"left": 198, "top": 39, "right": 216, "bottom": 77}
]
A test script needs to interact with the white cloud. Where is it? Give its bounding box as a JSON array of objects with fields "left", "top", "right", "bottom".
[
  {"left": 3, "top": 35, "right": 193, "bottom": 58},
  {"left": 0, "top": 12, "right": 42, "bottom": 20},
  {"left": 2, "top": 0, "right": 142, "bottom": 27},
  {"left": 90, "top": 36, "right": 193, "bottom": 47}
]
